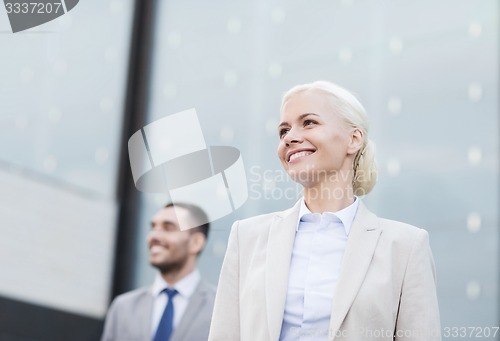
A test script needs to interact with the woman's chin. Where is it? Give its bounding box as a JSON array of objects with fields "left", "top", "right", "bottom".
[{"left": 287, "top": 168, "right": 317, "bottom": 186}]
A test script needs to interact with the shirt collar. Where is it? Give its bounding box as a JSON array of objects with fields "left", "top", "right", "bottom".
[
  {"left": 151, "top": 269, "right": 200, "bottom": 298},
  {"left": 297, "top": 196, "right": 360, "bottom": 235}
]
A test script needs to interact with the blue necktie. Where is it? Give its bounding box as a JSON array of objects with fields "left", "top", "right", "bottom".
[{"left": 153, "top": 288, "right": 178, "bottom": 341}]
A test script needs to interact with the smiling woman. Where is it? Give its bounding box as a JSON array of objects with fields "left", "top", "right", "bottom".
[
  {"left": 277, "top": 81, "right": 377, "bottom": 204},
  {"left": 209, "top": 80, "right": 441, "bottom": 341}
]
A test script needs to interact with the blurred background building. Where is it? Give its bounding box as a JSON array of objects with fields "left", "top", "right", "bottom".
[{"left": 0, "top": 0, "right": 498, "bottom": 340}]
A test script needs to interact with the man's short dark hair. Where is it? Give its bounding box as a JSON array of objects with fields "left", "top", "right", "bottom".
[{"left": 165, "top": 202, "right": 210, "bottom": 239}]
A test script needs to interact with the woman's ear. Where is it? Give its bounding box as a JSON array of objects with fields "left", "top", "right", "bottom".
[{"left": 347, "top": 128, "right": 364, "bottom": 155}]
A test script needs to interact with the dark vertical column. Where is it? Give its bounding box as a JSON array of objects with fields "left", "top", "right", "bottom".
[
  {"left": 1, "top": 2, "right": 160, "bottom": 339},
  {"left": 112, "top": 0, "right": 158, "bottom": 297}
]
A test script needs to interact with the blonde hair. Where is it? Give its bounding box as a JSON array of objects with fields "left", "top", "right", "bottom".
[{"left": 281, "top": 80, "right": 377, "bottom": 195}]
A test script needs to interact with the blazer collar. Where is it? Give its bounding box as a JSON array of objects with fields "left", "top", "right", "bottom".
[
  {"left": 329, "top": 201, "right": 381, "bottom": 338},
  {"left": 264, "top": 200, "right": 381, "bottom": 341},
  {"left": 265, "top": 200, "right": 301, "bottom": 341},
  {"left": 135, "top": 289, "right": 154, "bottom": 340},
  {"left": 171, "top": 280, "right": 212, "bottom": 341}
]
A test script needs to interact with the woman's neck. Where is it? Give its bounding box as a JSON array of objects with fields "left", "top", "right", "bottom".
[{"left": 303, "top": 180, "right": 355, "bottom": 213}]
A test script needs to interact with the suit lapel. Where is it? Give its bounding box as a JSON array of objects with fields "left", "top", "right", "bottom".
[
  {"left": 138, "top": 289, "right": 154, "bottom": 340},
  {"left": 265, "top": 201, "right": 301, "bottom": 341},
  {"left": 329, "top": 202, "right": 381, "bottom": 337},
  {"left": 171, "top": 281, "right": 208, "bottom": 341}
]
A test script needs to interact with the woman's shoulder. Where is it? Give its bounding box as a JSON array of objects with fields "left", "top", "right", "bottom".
[
  {"left": 359, "top": 202, "right": 428, "bottom": 237},
  {"left": 357, "top": 203, "right": 431, "bottom": 249},
  {"left": 234, "top": 210, "right": 282, "bottom": 227},
  {"left": 231, "top": 204, "right": 297, "bottom": 234},
  {"left": 377, "top": 216, "right": 430, "bottom": 242}
]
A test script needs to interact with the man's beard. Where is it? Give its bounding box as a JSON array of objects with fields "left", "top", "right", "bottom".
[{"left": 151, "top": 255, "right": 189, "bottom": 275}]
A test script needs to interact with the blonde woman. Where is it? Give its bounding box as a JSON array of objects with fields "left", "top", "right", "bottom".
[{"left": 209, "top": 81, "right": 441, "bottom": 341}]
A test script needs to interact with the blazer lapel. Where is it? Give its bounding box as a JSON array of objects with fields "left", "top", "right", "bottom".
[
  {"left": 171, "top": 281, "right": 209, "bottom": 341},
  {"left": 138, "top": 289, "right": 154, "bottom": 340},
  {"left": 265, "top": 200, "right": 301, "bottom": 341},
  {"left": 329, "top": 201, "right": 381, "bottom": 337}
]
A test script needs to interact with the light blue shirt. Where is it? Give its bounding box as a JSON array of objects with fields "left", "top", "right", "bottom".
[{"left": 279, "top": 197, "right": 359, "bottom": 340}]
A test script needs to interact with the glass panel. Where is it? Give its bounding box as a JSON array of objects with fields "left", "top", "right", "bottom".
[
  {"left": 0, "top": 0, "right": 134, "bottom": 318},
  {"left": 142, "top": 0, "right": 499, "bottom": 330}
]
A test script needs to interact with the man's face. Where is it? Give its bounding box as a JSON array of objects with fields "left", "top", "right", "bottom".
[{"left": 147, "top": 206, "right": 198, "bottom": 274}]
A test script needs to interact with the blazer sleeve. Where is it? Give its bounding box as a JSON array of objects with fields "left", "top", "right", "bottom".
[
  {"left": 395, "top": 229, "right": 441, "bottom": 340},
  {"left": 208, "top": 221, "right": 241, "bottom": 341}
]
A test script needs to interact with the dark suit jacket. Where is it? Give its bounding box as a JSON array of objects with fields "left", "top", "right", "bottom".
[{"left": 102, "top": 279, "right": 215, "bottom": 341}]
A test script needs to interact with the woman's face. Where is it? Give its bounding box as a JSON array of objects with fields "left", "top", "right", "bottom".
[{"left": 277, "top": 90, "right": 361, "bottom": 187}]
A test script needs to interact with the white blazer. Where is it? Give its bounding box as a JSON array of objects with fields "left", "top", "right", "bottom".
[{"left": 209, "top": 200, "right": 441, "bottom": 340}]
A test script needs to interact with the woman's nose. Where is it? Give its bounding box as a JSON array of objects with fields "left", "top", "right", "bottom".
[{"left": 283, "top": 128, "right": 303, "bottom": 145}]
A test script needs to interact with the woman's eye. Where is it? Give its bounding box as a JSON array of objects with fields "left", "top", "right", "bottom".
[
  {"left": 304, "top": 119, "right": 317, "bottom": 126},
  {"left": 279, "top": 128, "right": 289, "bottom": 138}
]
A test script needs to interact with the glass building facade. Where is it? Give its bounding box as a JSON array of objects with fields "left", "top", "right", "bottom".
[{"left": 0, "top": 0, "right": 498, "bottom": 339}]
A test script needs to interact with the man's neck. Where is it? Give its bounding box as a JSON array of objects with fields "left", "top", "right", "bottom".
[{"left": 160, "top": 259, "right": 196, "bottom": 286}]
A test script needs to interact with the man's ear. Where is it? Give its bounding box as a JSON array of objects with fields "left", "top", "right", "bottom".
[
  {"left": 347, "top": 128, "right": 364, "bottom": 155},
  {"left": 189, "top": 232, "right": 206, "bottom": 255}
]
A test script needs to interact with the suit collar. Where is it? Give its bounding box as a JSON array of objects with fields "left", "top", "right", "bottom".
[
  {"left": 275, "top": 199, "right": 302, "bottom": 219},
  {"left": 329, "top": 201, "right": 381, "bottom": 337},
  {"left": 151, "top": 269, "right": 200, "bottom": 299},
  {"left": 265, "top": 200, "right": 381, "bottom": 340},
  {"left": 171, "top": 280, "right": 213, "bottom": 340},
  {"left": 297, "top": 196, "right": 360, "bottom": 234},
  {"left": 266, "top": 200, "right": 301, "bottom": 340},
  {"left": 133, "top": 289, "right": 155, "bottom": 340}
]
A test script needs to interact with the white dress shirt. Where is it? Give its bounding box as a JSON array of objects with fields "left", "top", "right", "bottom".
[
  {"left": 150, "top": 269, "right": 201, "bottom": 337},
  {"left": 280, "top": 197, "right": 359, "bottom": 340}
]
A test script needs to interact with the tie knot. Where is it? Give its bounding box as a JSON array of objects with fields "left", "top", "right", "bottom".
[{"left": 164, "top": 288, "right": 178, "bottom": 299}]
